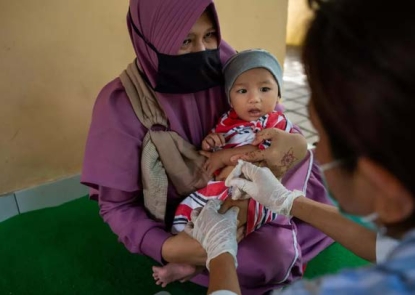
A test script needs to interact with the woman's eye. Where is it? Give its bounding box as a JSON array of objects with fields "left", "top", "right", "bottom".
[
  {"left": 182, "top": 39, "right": 191, "bottom": 46},
  {"left": 236, "top": 89, "right": 247, "bottom": 94},
  {"left": 261, "top": 87, "right": 271, "bottom": 92},
  {"left": 205, "top": 31, "right": 217, "bottom": 39}
]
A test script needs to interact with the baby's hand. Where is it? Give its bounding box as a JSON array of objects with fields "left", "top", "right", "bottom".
[{"left": 201, "top": 133, "right": 226, "bottom": 151}]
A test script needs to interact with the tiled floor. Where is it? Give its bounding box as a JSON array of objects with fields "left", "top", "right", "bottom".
[{"left": 282, "top": 46, "right": 318, "bottom": 144}]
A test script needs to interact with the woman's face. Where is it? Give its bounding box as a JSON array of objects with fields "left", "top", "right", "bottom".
[
  {"left": 308, "top": 101, "right": 376, "bottom": 217},
  {"left": 177, "top": 11, "right": 218, "bottom": 55}
]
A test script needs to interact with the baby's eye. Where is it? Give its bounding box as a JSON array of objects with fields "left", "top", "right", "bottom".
[
  {"left": 260, "top": 87, "right": 271, "bottom": 92},
  {"left": 236, "top": 89, "right": 247, "bottom": 94}
]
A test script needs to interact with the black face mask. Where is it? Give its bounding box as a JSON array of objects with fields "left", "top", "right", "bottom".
[{"left": 129, "top": 10, "right": 223, "bottom": 94}]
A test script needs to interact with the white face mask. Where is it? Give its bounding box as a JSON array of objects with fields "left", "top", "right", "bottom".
[{"left": 320, "top": 159, "right": 384, "bottom": 233}]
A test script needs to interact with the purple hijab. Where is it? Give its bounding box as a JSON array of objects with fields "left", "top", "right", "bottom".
[
  {"left": 128, "top": 0, "right": 235, "bottom": 144},
  {"left": 83, "top": 0, "right": 235, "bottom": 192}
]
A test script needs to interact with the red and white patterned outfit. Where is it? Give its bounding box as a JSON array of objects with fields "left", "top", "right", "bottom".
[{"left": 172, "top": 109, "right": 295, "bottom": 235}]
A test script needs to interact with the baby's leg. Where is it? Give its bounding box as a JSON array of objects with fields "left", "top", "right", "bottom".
[{"left": 152, "top": 263, "right": 203, "bottom": 288}]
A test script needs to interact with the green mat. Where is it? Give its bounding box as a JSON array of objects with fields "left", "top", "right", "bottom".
[{"left": 0, "top": 197, "right": 368, "bottom": 295}]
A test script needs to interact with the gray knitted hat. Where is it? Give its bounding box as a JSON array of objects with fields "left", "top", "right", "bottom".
[{"left": 223, "top": 49, "right": 283, "bottom": 103}]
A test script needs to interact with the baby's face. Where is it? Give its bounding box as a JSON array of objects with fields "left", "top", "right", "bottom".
[{"left": 229, "top": 68, "right": 280, "bottom": 122}]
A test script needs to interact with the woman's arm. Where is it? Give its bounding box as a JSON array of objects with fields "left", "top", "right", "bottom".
[
  {"left": 214, "top": 131, "right": 308, "bottom": 169},
  {"left": 184, "top": 199, "right": 240, "bottom": 294},
  {"left": 85, "top": 84, "right": 211, "bottom": 266},
  {"left": 230, "top": 130, "right": 308, "bottom": 178},
  {"left": 227, "top": 161, "right": 377, "bottom": 262},
  {"left": 98, "top": 186, "right": 171, "bottom": 263},
  {"left": 291, "top": 196, "right": 376, "bottom": 262},
  {"left": 203, "top": 130, "right": 308, "bottom": 178},
  {"left": 201, "top": 145, "right": 258, "bottom": 176},
  {"left": 98, "top": 186, "right": 210, "bottom": 265},
  {"left": 83, "top": 82, "right": 177, "bottom": 263},
  {"left": 227, "top": 128, "right": 378, "bottom": 262},
  {"left": 208, "top": 253, "right": 241, "bottom": 295},
  {"left": 213, "top": 145, "right": 258, "bottom": 167}
]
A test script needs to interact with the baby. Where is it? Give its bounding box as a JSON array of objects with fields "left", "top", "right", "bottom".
[{"left": 153, "top": 49, "right": 303, "bottom": 287}]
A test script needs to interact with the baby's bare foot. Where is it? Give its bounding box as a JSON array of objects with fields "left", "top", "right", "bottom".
[{"left": 152, "top": 263, "right": 197, "bottom": 288}]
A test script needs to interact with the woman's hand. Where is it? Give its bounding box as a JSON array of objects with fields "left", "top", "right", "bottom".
[
  {"left": 185, "top": 199, "right": 239, "bottom": 270},
  {"left": 225, "top": 161, "right": 304, "bottom": 216},
  {"left": 202, "top": 133, "right": 226, "bottom": 151},
  {"left": 200, "top": 150, "right": 227, "bottom": 176},
  {"left": 215, "top": 165, "right": 236, "bottom": 181},
  {"left": 230, "top": 128, "right": 308, "bottom": 178}
]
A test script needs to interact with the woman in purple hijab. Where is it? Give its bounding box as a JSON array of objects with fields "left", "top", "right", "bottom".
[{"left": 82, "top": 0, "right": 333, "bottom": 294}]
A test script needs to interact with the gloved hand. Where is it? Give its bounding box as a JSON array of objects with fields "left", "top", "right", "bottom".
[
  {"left": 185, "top": 199, "right": 239, "bottom": 270},
  {"left": 225, "top": 160, "right": 304, "bottom": 216}
]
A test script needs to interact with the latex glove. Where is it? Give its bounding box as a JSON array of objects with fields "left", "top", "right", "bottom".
[
  {"left": 225, "top": 160, "right": 304, "bottom": 216},
  {"left": 185, "top": 199, "right": 239, "bottom": 270}
]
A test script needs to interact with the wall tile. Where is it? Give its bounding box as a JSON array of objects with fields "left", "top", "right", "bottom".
[
  {"left": 15, "top": 175, "right": 88, "bottom": 213},
  {"left": 0, "top": 194, "right": 19, "bottom": 223}
]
